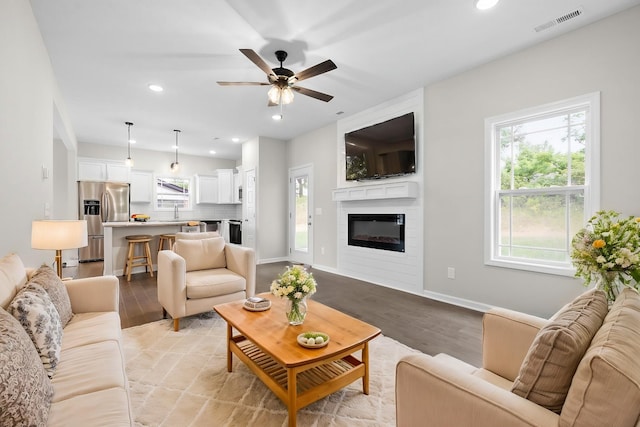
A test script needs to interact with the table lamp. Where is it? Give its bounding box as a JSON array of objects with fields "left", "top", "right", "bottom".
[{"left": 31, "top": 220, "right": 88, "bottom": 278}]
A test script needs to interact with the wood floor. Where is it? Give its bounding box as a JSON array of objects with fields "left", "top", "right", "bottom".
[{"left": 75, "top": 261, "right": 484, "bottom": 366}]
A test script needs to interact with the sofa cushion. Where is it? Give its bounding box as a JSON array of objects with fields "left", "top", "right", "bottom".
[
  {"left": 52, "top": 340, "right": 127, "bottom": 402},
  {"left": 48, "top": 387, "right": 132, "bottom": 427},
  {"left": 62, "top": 312, "right": 122, "bottom": 351},
  {"left": 186, "top": 268, "right": 246, "bottom": 299},
  {"left": 0, "top": 306, "right": 54, "bottom": 426},
  {"left": 511, "top": 288, "right": 608, "bottom": 413},
  {"left": 174, "top": 237, "right": 226, "bottom": 272},
  {"left": 559, "top": 288, "right": 640, "bottom": 427},
  {"left": 8, "top": 282, "right": 64, "bottom": 378},
  {"left": 29, "top": 265, "right": 74, "bottom": 327},
  {"left": 0, "top": 253, "right": 28, "bottom": 309}
]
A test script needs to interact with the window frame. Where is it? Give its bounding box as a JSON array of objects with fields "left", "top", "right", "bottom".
[
  {"left": 484, "top": 92, "right": 600, "bottom": 276},
  {"left": 154, "top": 175, "right": 193, "bottom": 211}
]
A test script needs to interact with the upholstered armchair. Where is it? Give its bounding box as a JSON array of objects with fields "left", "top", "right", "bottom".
[
  {"left": 157, "top": 232, "right": 255, "bottom": 331},
  {"left": 395, "top": 288, "right": 640, "bottom": 427}
]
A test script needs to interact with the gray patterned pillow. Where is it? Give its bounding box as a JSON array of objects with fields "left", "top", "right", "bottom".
[
  {"left": 29, "top": 265, "right": 74, "bottom": 327},
  {"left": 0, "top": 306, "right": 54, "bottom": 426},
  {"left": 8, "top": 282, "right": 63, "bottom": 378}
]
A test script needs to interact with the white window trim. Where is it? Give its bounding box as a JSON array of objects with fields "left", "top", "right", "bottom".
[
  {"left": 154, "top": 175, "right": 194, "bottom": 211},
  {"left": 484, "top": 92, "right": 600, "bottom": 276}
]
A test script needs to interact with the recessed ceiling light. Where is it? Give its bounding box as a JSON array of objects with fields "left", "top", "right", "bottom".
[
  {"left": 232, "top": 137, "right": 240, "bottom": 143},
  {"left": 209, "top": 150, "right": 216, "bottom": 155},
  {"left": 272, "top": 114, "right": 283, "bottom": 121},
  {"left": 148, "top": 84, "right": 164, "bottom": 92},
  {"left": 128, "top": 139, "right": 136, "bottom": 144},
  {"left": 476, "top": 0, "right": 499, "bottom": 10}
]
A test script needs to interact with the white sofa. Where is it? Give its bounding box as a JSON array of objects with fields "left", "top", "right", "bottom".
[{"left": 0, "top": 254, "right": 133, "bottom": 426}]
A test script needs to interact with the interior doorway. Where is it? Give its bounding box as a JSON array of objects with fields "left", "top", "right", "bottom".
[{"left": 289, "top": 165, "right": 313, "bottom": 265}]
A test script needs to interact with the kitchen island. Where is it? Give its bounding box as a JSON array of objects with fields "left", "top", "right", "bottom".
[{"left": 103, "top": 221, "right": 196, "bottom": 276}]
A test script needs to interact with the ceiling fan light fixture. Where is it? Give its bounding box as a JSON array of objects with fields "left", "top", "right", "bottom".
[
  {"left": 281, "top": 87, "right": 294, "bottom": 105},
  {"left": 267, "top": 85, "right": 281, "bottom": 104},
  {"left": 476, "top": 0, "right": 499, "bottom": 10}
]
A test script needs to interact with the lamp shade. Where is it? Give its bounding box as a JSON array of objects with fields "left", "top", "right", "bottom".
[{"left": 31, "top": 220, "right": 88, "bottom": 250}]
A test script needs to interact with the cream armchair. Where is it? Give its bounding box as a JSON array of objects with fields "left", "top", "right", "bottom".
[
  {"left": 395, "top": 288, "right": 640, "bottom": 427},
  {"left": 157, "top": 233, "right": 255, "bottom": 331}
]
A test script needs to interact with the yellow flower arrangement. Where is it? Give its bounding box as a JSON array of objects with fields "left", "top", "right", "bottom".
[{"left": 571, "top": 210, "right": 640, "bottom": 301}]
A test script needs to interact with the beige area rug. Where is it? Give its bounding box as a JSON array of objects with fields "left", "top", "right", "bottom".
[{"left": 122, "top": 311, "right": 419, "bottom": 427}]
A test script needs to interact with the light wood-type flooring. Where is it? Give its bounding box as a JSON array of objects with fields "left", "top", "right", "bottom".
[{"left": 74, "top": 260, "right": 484, "bottom": 366}]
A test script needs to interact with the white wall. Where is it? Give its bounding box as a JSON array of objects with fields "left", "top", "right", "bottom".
[
  {"left": 0, "top": 1, "right": 77, "bottom": 267},
  {"left": 287, "top": 6, "right": 640, "bottom": 317},
  {"left": 423, "top": 6, "right": 640, "bottom": 317},
  {"left": 287, "top": 124, "right": 339, "bottom": 269},
  {"left": 256, "top": 137, "right": 288, "bottom": 262}
]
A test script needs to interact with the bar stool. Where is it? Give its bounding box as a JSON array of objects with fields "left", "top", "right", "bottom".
[
  {"left": 157, "top": 233, "right": 176, "bottom": 252},
  {"left": 124, "top": 235, "right": 154, "bottom": 281}
]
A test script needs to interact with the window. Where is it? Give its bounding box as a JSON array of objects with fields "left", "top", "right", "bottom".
[
  {"left": 485, "top": 93, "right": 600, "bottom": 275},
  {"left": 155, "top": 176, "right": 191, "bottom": 210}
]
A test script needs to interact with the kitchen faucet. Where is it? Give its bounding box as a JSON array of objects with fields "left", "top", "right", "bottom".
[{"left": 174, "top": 203, "right": 179, "bottom": 219}]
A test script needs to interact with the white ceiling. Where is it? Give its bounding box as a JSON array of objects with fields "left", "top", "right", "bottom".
[{"left": 30, "top": 0, "right": 640, "bottom": 160}]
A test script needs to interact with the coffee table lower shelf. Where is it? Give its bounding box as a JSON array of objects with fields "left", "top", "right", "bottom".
[{"left": 230, "top": 335, "right": 367, "bottom": 420}]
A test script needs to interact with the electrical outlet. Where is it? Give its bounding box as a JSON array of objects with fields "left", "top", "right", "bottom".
[
  {"left": 447, "top": 267, "right": 455, "bottom": 279},
  {"left": 321, "top": 247, "right": 325, "bottom": 255}
]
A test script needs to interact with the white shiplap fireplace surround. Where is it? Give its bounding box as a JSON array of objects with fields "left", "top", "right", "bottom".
[{"left": 333, "top": 89, "right": 424, "bottom": 295}]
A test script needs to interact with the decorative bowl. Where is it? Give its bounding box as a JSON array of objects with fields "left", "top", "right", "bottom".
[{"left": 297, "top": 332, "right": 330, "bottom": 348}]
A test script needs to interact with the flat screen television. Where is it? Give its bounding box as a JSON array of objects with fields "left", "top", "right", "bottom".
[{"left": 345, "top": 112, "right": 416, "bottom": 181}]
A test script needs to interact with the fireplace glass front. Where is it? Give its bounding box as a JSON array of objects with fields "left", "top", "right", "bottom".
[{"left": 347, "top": 214, "right": 405, "bottom": 252}]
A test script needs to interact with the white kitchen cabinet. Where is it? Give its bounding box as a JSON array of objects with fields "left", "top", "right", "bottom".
[
  {"left": 233, "top": 172, "right": 242, "bottom": 204},
  {"left": 78, "top": 160, "right": 107, "bottom": 181},
  {"left": 78, "top": 158, "right": 130, "bottom": 182},
  {"left": 195, "top": 170, "right": 238, "bottom": 204},
  {"left": 106, "top": 163, "right": 130, "bottom": 182},
  {"left": 216, "top": 169, "right": 234, "bottom": 204},
  {"left": 195, "top": 174, "right": 218, "bottom": 204},
  {"left": 130, "top": 170, "right": 153, "bottom": 203}
]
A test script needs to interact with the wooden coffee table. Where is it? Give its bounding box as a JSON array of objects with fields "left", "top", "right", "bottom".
[{"left": 214, "top": 292, "right": 381, "bottom": 427}]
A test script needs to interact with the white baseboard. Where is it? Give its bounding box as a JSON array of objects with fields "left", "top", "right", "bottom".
[
  {"left": 421, "top": 290, "right": 493, "bottom": 313},
  {"left": 257, "top": 256, "right": 289, "bottom": 265}
]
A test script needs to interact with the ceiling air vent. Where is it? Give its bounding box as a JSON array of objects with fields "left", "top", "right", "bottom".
[{"left": 534, "top": 7, "right": 584, "bottom": 33}]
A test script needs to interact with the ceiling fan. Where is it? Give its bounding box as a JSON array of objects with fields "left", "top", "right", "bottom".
[{"left": 217, "top": 49, "right": 337, "bottom": 106}]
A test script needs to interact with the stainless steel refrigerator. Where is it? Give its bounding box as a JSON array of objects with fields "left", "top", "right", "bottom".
[{"left": 78, "top": 181, "right": 130, "bottom": 262}]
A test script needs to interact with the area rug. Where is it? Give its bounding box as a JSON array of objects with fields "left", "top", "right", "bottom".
[{"left": 122, "top": 312, "right": 419, "bottom": 427}]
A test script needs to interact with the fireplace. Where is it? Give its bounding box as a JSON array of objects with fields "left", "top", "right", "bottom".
[{"left": 348, "top": 214, "right": 405, "bottom": 252}]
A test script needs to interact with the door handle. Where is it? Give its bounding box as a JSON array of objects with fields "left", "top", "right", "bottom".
[{"left": 101, "top": 193, "right": 108, "bottom": 222}]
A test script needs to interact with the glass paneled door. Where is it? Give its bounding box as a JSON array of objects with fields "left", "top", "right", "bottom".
[{"left": 289, "top": 165, "right": 313, "bottom": 265}]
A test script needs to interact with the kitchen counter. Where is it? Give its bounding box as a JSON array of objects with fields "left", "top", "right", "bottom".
[{"left": 102, "top": 221, "right": 198, "bottom": 276}]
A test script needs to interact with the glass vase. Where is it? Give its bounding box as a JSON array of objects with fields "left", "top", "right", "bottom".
[
  {"left": 286, "top": 296, "right": 308, "bottom": 325},
  {"left": 595, "top": 271, "right": 624, "bottom": 304}
]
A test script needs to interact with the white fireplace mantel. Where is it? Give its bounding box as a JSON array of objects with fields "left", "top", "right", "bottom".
[{"left": 332, "top": 181, "right": 418, "bottom": 202}]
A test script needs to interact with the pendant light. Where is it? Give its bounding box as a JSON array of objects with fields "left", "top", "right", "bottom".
[
  {"left": 124, "top": 121, "right": 134, "bottom": 167},
  {"left": 170, "top": 129, "right": 181, "bottom": 172}
]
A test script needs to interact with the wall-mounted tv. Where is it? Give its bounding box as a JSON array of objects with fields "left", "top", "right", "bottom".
[{"left": 345, "top": 112, "right": 416, "bottom": 181}]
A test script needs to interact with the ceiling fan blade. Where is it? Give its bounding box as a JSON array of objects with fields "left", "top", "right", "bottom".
[
  {"left": 217, "top": 81, "right": 270, "bottom": 86},
  {"left": 292, "top": 86, "right": 334, "bottom": 102},
  {"left": 293, "top": 59, "right": 337, "bottom": 82},
  {"left": 240, "top": 49, "right": 277, "bottom": 78}
]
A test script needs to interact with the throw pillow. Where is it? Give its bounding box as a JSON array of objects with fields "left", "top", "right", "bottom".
[
  {"left": 29, "top": 264, "right": 74, "bottom": 327},
  {"left": 511, "top": 288, "right": 608, "bottom": 413},
  {"left": 174, "top": 237, "right": 226, "bottom": 271},
  {"left": 8, "top": 283, "right": 63, "bottom": 378},
  {"left": 0, "top": 306, "right": 54, "bottom": 426},
  {"left": 0, "top": 253, "right": 28, "bottom": 308},
  {"left": 559, "top": 288, "right": 640, "bottom": 427}
]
